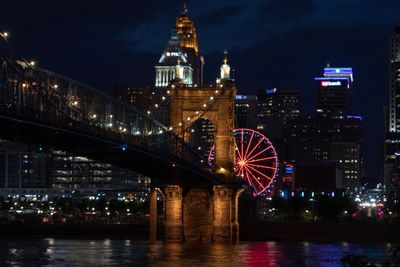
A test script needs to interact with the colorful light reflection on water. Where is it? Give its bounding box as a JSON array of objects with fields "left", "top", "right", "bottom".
[{"left": 0, "top": 239, "right": 390, "bottom": 266}]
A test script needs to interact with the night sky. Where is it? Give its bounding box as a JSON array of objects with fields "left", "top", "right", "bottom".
[{"left": 2, "top": 0, "right": 400, "bottom": 182}]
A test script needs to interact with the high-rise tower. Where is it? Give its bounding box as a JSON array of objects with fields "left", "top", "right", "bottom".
[
  {"left": 176, "top": 4, "right": 204, "bottom": 85},
  {"left": 384, "top": 27, "right": 400, "bottom": 192},
  {"left": 389, "top": 27, "right": 400, "bottom": 133},
  {"left": 176, "top": 3, "right": 198, "bottom": 54},
  {"left": 314, "top": 65, "right": 353, "bottom": 118}
]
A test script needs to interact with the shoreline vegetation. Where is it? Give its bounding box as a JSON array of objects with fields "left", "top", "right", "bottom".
[{"left": 0, "top": 221, "right": 394, "bottom": 242}]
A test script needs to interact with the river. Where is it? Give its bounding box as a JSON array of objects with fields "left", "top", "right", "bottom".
[{"left": 0, "top": 239, "right": 391, "bottom": 266}]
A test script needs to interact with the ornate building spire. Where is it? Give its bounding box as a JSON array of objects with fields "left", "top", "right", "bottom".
[
  {"left": 220, "top": 50, "right": 231, "bottom": 80},
  {"left": 175, "top": 58, "right": 184, "bottom": 81},
  {"left": 223, "top": 50, "right": 228, "bottom": 64}
]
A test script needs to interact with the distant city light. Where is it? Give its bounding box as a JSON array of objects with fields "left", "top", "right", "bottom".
[{"left": 265, "top": 88, "right": 277, "bottom": 94}]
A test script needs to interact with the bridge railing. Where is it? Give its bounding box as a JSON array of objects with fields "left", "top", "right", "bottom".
[{"left": 0, "top": 47, "right": 211, "bottom": 172}]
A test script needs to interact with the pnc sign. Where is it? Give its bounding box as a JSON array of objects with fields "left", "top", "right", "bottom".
[
  {"left": 321, "top": 81, "right": 341, "bottom": 87},
  {"left": 165, "top": 52, "right": 180, "bottom": 57}
]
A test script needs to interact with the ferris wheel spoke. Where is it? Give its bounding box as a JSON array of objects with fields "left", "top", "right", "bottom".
[
  {"left": 246, "top": 162, "right": 277, "bottom": 170},
  {"left": 246, "top": 164, "right": 273, "bottom": 182},
  {"left": 244, "top": 130, "right": 255, "bottom": 157},
  {"left": 244, "top": 168, "right": 268, "bottom": 195},
  {"left": 242, "top": 167, "right": 252, "bottom": 187},
  {"left": 207, "top": 145, "right": 215, "bottom": 163},
  {"left": 237, "top": 165, "right": 248, "bottom": 184},
  {"left": 245, "top": 174, "right": 268, "bottom": 196},
  {"left": 246, "top": 145, "right": 272, "bottom": 162},
  {"left": 247, "top": 156, "right": 276, "bottom": 163},
  {"left": 244, "top": 165, "right": 265, "bottom": 190},
  {"left": 235, "top": 143, "right": 244, "bottom": 161},
  {"left": 245, "top": 137, "right": 264, "bottom": 161},
  {"left": 240, "top": 129, "right": 244, "bottom": 162},
  {"left": 235, "top": 162, "right": 244, "bottom": 173}
]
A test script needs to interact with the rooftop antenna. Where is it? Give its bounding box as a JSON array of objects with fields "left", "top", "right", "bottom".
[
  {"left": 223, "top": 50, "right": 228, "bottom": 64},
  {"left": 183, "top": 2, "right": 188, "bottom": 15}
]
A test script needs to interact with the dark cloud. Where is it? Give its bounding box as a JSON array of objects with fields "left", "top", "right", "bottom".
[
  {"left": 335, "top": 0, "right": 400, "bottom": 10},
  {"left": 259, "top": 0, "right": 316, "bottom": 20},
  {"left": 2, "top": 0, "right": 177, "bottom": 27},
  {"left": 197, "top": 5, "right": 244, "bottom": 26}
]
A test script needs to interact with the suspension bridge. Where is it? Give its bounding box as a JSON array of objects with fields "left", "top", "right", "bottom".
[{"left": 0, "top": 32, "right": 279, "bottom": 242}]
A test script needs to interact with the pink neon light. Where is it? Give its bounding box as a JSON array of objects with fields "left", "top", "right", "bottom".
[{"left": 321, "top": 81, "right": 329, "bottom": 87}]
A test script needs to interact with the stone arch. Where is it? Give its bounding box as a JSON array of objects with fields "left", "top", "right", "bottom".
[{"left": 169, "top": 82, "right": 236, "bottom": 180}]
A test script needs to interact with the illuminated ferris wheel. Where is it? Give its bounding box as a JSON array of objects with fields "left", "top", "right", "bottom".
[{"left": 208, "top": 128, "right": 278, "bottom": 195}]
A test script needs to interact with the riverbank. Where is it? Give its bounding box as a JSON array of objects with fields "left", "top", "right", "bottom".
[{"left": 0, "top": 222, "right": 395, "bottom": 242}]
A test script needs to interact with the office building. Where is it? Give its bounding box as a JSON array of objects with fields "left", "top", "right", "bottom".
[
  {"left": 257, "top": 87, "right": 300, "bottom": 123},
  {"left": 384, "top": 27, "right": 400, "bottom": 192},
  {"left": 286, "top": 116, "right": 362, "bottom": 189},
  {"left": 295, "top": 161, "right": 342, "bottom": 190},
  {"left": 49, "top": 150, "right": 150, "bottom": 191},
  {"left": 0, "top": 141, "right": 49, "bottom": 188},
  {"left": 112, "top": 85, "right": 155, "bottom": 113},
  {"left": 315, "top": 66, "right": 353, "bottom": 118},
  {"left": 235, "top": 95, "right": 258, "bottom": 129}
]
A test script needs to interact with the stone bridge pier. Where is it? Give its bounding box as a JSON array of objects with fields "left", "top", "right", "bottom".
[{"left": 150, "top": 185, "right": 243, "bottom": 242}]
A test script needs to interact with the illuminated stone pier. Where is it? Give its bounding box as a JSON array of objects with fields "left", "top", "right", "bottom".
[
  {"left": 150, "top": 185, "right": 243, "bottom": 242},
  {"left": 149, "top": 189, "right": 157, "bottom": 242},
  {"left": 164, "top": 185, "right": 184, "bottom": 241},
  {"left": 183, "top": 188, "right": 213, "bottom": 242}
]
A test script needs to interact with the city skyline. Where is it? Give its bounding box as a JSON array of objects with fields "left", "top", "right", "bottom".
[
  {"left": 2, "top": 1, "right": 400, "bottom": 180},
  {"left": 0, "top": 2, "right": 399, "bottom": 263}
]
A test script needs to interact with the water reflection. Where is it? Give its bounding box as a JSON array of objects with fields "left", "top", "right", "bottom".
[{"left": 0, "top": 239, "right": 390, "bottom": 266}]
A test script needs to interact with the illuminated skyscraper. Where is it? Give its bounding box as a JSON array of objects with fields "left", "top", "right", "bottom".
[
  {"left": 388, "top": 27, "right": 400, "bottom": 133},
  {"left": 175, "top": 4, "right": 204, "bottom": 85},
  {"left": 315, "top": 66, "right": 353, "bottom": 118},
  {"left": 176, "top": 3, "right": 198, "bottom": 54},
  {"left": 384, "top": 27, "right": 400, "bottom": 192}
]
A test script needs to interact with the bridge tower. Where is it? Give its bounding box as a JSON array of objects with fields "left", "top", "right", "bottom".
[
  {"left": 149, "top": 53, "right": 243, "bottom": 242},
  {"left": 169, "top": 52, "right": 236, "bottom": 181}
]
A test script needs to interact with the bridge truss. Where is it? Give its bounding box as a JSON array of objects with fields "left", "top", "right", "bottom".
[{"left": 0, "top": 32, "right": 215, "bottom": 180}]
